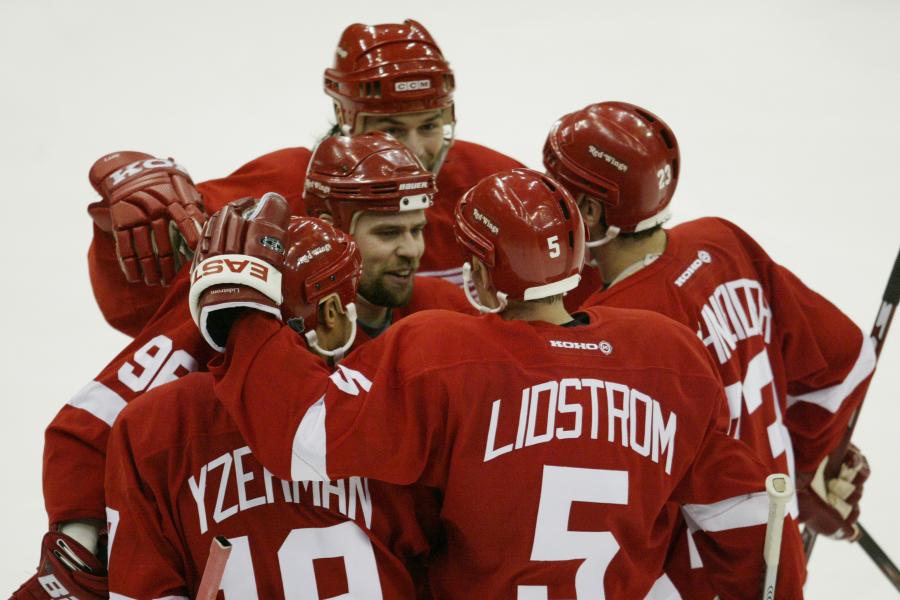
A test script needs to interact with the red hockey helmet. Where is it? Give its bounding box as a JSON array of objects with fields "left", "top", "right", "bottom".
[
  {"left": 454, "top": 168, "right": 585, "bottom": 312},
  {"left": 543, "top": 102, "right": 679, "bottom": 244},
  {"left": 324, "top": 19, "right": 456, "bottom": 132},
  {"left": 304, "top": 132, "right": 436, "bottom": 233},
  {"left": 281, "top": 216, "right": 363, "bottom": 358}
]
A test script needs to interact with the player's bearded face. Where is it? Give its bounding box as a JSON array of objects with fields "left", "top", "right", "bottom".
[
  {"left": 358, "top": 109, "right": 449, "bottom": 171},
  {"left": 352, "top": 210, "right": 427, "bottom": 307}
]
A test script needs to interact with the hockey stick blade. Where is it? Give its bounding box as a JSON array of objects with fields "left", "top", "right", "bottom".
[
  {"left": 196, "top": 536, "right": 232, "bottom": 600},
  {"left": 804, "top": 246, "right": 900, "bottom": 565},
  {"left": 856, "top": 523, "right": 900, "bottom": 593}
]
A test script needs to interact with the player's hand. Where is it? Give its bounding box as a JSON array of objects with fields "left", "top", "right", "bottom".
[
  {"left": 797, "top": 443, "right": 870, "bottom": 540},
  {"left": 89, "top": 151, "right": 207, "bottom": 286},
  {"left": 10, "top": 532, "right": 108, "bottom": 599},
  {"left": 189, "top": 193, "right": 291, "bottom": 350}
]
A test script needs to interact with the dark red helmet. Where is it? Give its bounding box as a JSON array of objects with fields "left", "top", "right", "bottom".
[
  {"left": 324, "top": 19, "right": 456, "bottom": 131},
  {"left": 280, "top": 216, "right": 362, "bottom": 333},
  {"left": 304, "top": 132, "right": 436, "bottom": 232},
  {"left": 454, "top": 168, "right": 585, "bottom": 311},
  {"left": 543, "top": 102, "right": 679, "bottom": 240}
]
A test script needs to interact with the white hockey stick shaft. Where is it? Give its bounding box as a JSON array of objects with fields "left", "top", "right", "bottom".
[
  {"left": 761, "top": 474, "right": 795, "bottom": 600},
  {"left": 196, "top": 536, "right": 232, "bottom": 600}
]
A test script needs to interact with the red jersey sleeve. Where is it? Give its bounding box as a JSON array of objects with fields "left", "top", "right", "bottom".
[
  {"left": 86, "top": 147, "right": 311, "bottom": 333},
  {"left": 43, "top": 270, "right": 214, "bottom": 525}
]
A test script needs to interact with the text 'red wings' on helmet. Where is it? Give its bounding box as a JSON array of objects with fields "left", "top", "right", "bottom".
[
  {"left": 303, "top": 132, "right": 436, "bottom": 233},
  {"left": 543, "top": 101, "right": 680, "bottom": 246},
  {"left": 280, "top": 216, "right": 363, "bottom": 358},
  {"left": 454, "top": 168, "right": 585, "bottom": 313}
]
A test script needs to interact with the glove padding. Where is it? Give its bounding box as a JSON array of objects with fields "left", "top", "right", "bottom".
[
  {"left": 797, "top": 443, "right": 870, "bottom": 540},
  {"left": 189, "top": 193, "right": 291, "bottom": 351},
  {"left": 89, "top": 151, "right": 207, "bottom": 286},
  {"left": 10, "top": 531, "right": 108, "bottom": 599}
]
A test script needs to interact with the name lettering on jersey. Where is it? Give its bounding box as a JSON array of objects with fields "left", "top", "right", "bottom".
[
  {"left": 472, "top": 208, "right": 499, "bottom": 235},
  {"left": 395, "top": 79, "right": 431, "bottom": 92},
  {"left": 588, "top": 145, "right": 628, "bottom": 172},
  {"left": 188, "top": 445, "right": 372, "bottom": 535},
  {"left": 305, "top": 179, "right": 331, "bottom": 195},
  {"left": 107, "top": 158, "right": 189, "bottom": 187},
  {"left": 549, "top": 339, "right": 613, "bottom": 355},
  {"left": 484, "top": 378, "right": 677, "bottom": 474},
  {"left": 695, "top": 278, "right": 772, "bottom": 364},
  {"left": 674, "top": 250, "right": 712, "bottom": 287},
  {"left": 191, "top": 257, "right": 271, "bottom": 283},
  {"left": 297, "top": 243, "right": 332, "bottom": 265}
]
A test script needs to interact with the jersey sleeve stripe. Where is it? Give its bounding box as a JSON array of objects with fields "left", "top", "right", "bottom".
[
  {"left": 67, "top": 381, "right": 127, "bottom": 427},
  {"left": 682, "top": 491, "right": 770, "bottom": 532},
  {"left": 291, "top": 395, "right": 328, "bottom": 481},
  {"left": 785, "top": 334, "right": 877, "bottom": 413}
]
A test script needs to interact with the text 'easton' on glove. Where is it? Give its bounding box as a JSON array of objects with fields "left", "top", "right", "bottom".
[
  {"left": 89, "top": 151, "right": 207, "bottom": 286},
  {"left": 189, "top": 193, "right": 292, "bottom": 351}
]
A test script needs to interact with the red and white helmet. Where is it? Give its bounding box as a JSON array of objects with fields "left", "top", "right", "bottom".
[
  {"left": 304, "top": 132, "right": 436, "bottom": 233},
  {"left": 281, "top": 216, "right": 363, "bottom": 358},
  {"left": 324, "top": 19, "right": 455, "bottom": 131},
  {"left": 454, "top": 168, "right": 585, "bottom": 313},
  {"left": 543, "top": 101, "right": 679, "bottom": 247}
]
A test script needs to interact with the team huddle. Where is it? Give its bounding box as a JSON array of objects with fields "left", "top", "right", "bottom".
[{"left": 14, "top": 18, "right": 876, "bottom": 600}]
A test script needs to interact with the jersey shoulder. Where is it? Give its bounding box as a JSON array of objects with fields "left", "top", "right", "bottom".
[
  {"left": 113, "top": 372, "right": 226, "bottom": 457},
  {"left": 442, "top": 139, "right": 524, "bottom": 177},
  {"left": 400, "top": 276, "right": 475, "bottom": 316}
]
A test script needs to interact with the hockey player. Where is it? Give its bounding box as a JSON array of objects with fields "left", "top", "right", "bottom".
[
  {"left": 192, "top": 169, "right": 806, "bottom": 599},
  {"left": 543, "top": 101, "right": 874, "bottom": 596},
  {"left": 18, "top": 135, "right": 466, "bottom": 598},
  {"left": 87, "top": 18, "right": 522, "bottom": 339},
  {"left": 105, "top": 215, "right": 440, "bottom": 599}
]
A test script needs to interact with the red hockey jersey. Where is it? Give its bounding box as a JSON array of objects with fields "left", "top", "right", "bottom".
[
  {"left": 211, "top": 308, "right": 806, "bottom": 599},
  {"left": 88, "top": 141, "right": 520, "bottom": 336},
  {"left": 580, "top": 217, "right": 874, "bottom": 597},
  {"left": 106, "top": 372, "right": 437, "bottom": 599},
  {"left": 45, "top": 273, "right": 468, "bottom": 526}
]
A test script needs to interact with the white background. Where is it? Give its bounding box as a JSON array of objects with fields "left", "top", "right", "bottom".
[{"left": 1, "top": 0, "right": 898, "bottom": 597}]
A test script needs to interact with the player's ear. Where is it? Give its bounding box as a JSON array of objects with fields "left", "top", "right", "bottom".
[
  {"left": 471, "top": 256, "right": 491, "bottom": 289},
  {"left": 317, "top": 293, "right": 345, "bottom": 331},
  {"left": 578, "top": 195, "right": 602, "bottom": 228}
]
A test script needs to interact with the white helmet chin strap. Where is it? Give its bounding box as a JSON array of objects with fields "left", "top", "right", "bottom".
[
  {"left": 304, "top": 302, "right": 358, "bottom": 362},
  {"left": 462, "top": 262, "right": 508, "bottom": 314},
  {"left": 586, "top": 225, "right": 620, "bottom": 248}
]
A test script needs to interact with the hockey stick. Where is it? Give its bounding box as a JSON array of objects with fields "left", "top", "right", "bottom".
[
  {"left": 195, "top": 536, "right": 232, "bottom": 600},
  {"left": 803, "top": 246, "right": 900, "bottom": 560},
  {"left": 856, "top": 523, "right": 900, "bottom": 592},
  {"left": 762, "top": 473, "right": 795, "bottom": 600}
]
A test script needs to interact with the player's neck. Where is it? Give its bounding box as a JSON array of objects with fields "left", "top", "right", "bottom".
[
  {"left": 502, "top": 299, "right": 573, "bottom": 325},
  {"left": 593, "top": 229, "right": 667, "bottom": 286},
  {"left": 354, "top": 294, "right": 390, "bottom": 329}
]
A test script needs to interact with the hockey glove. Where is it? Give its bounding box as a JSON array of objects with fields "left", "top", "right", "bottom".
[
  {"left": 89, "top": 151, "right": 207, "bottom": 286},
  {"left": 797, "top": 443, "right": 870, "bottom": 540},
  {"left": 189, "top": 193, "right": 291, "bottom": 351},
  {"left": 10, "top": 531, "right": 108, "bottom": 600}
]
